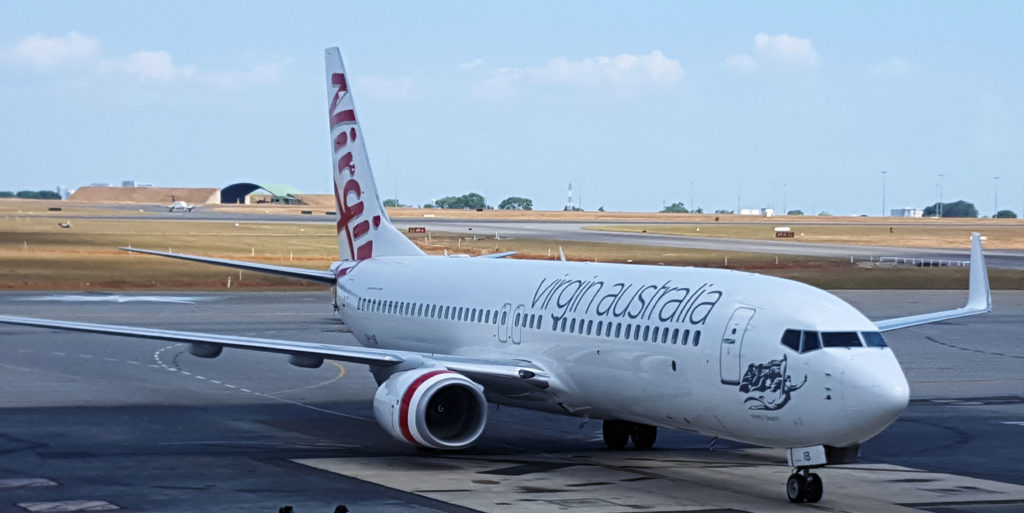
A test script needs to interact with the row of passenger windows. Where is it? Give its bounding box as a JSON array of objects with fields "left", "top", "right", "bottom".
[
  {"left": 552, "top": 316, "right": 702, "bottom": 346},
  {"left": 356, "top": 297, "right": 702, "bottom": 346},
  {"left": 781, "top": 329, "right": 888, "bottom": 353},
  {"left": 356, "top": 297, "right": 524, "bottom": 327}
]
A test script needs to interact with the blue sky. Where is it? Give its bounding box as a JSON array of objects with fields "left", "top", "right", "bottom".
[{"left": 2, "top": 1, "right": 1022, "bottom": 215}]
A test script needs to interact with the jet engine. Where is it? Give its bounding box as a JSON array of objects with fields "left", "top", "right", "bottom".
[{"left": 373, "top": 368, "right": 488, "bottom": 450}]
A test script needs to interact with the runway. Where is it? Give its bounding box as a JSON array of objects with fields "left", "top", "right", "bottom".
[
  {"left": 36, "top": 205, "right": 1024, "bottom": 269},
  {"left": 1, "top": 291, "right": 1023, "bottom": 512}
]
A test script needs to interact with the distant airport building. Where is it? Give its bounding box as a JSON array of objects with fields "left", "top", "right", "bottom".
[
  {"left": 890, "top": 208, "right": 923, "bottom": 218},
  {"left": 70, "top": 186, "right": 221, "bottom": 205},
  {"left": 739, "top": 208, "right": 775, "bottom": 217},
  {"left": 66, "top": 182, "right": 337, "bottom": 207}
]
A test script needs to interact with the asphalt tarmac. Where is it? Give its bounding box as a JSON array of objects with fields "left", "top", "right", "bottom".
[{"left": 1, "top": 290, "right": 1022, "bottom": 513}]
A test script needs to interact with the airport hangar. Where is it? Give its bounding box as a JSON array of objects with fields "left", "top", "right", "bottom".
[{"left": 67, "top": 182, "right": 334, "bottom": 207}]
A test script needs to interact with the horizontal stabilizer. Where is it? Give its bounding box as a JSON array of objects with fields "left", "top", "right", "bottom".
[{"left": 119, "top": 247, "right": 337, "bottom": 284}]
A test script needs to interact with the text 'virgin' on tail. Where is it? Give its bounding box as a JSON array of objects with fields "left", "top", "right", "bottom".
[{"left": 326, "top": 47, "right": 425, "bottom": 261}]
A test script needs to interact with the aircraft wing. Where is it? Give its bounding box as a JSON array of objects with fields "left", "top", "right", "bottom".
[
  {"left": 119, "top": 247, "right": 337, "bottom": 284},
  {"left": 0, "top": 315, "right": 550, "bottom": 389},
  {"left": 874, "top": 233, "right": 991, "bottom": 332}
]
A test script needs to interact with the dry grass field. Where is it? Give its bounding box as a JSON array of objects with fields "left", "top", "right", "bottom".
[
  {"left": 2, "top": 213, "right": 1023, "bottom": 291},
  {"left": 587, "top": 223, "right": 1024, "bottom": 250}
]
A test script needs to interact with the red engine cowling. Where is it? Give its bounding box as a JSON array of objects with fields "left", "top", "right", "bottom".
[{"left": 373, "top": 368, "right": 488, "bottom": 450}]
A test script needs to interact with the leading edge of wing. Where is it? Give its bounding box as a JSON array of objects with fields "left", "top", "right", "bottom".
[
  {"left": 874, "top": 232, "right": 991, "bottom": 332},
  {"left": 0, "top": 315, "right": 550, "bottom": 388},
  {"left": 119, "top": 247, "right": 336, "bottom": 284}
]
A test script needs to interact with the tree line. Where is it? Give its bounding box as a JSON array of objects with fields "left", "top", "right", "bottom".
[
  {"left": 0, "top": 190, "right": 61, "bottom": 199},
  {"left": 384, "top": 193, "right": 533, "bottom": 211}
]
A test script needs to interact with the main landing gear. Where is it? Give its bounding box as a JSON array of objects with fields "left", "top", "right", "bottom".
[
  {"left": 602, "top": 420, "right": 657, "bottom": 450},
  {"left": 786, "top": 468, "right": 823, "bottom": 503}
]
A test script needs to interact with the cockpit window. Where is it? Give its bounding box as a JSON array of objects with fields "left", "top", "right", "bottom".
[
  {"left": 861, "top": 331, "right": 888, "bottom": 348},
  {"left": 821, "top": 331, "right": 862, "bottom": 348},
  {"left": 781, "top": 329, "right": 801, "bottom": 352},
  {"left": 801, "top": 331, "right": 821, "bottom": 353}
]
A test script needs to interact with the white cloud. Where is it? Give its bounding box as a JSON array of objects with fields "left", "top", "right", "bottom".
[
  {"left": 722, "top": 33, "right": 818, "bottom": 73},
  {"left": 721, "top": 54, "right": 756, "bottom": 74},
  {"left": 754, "top": 33, "right": 818, "bottom": 66},
  {"left": 870, "top": 57, "right": 910, "bottom": 77},
  {"left": 458, "top": 58, "right": 483, "bottom": 70},
  {"left": 108, "top": 50, "right": 196, "bottom": 80},
  {"left": 353, "top": 74, "right": 415, "bottom": 101},
  {"left": 8, "top": 31, "right": 100, "bottom": 69},
  {"left": 4, "top": 32, "right": 288, "bottom": 90},
  {"left": 474, "top": 50, "right": 684, "bottom": 99}
]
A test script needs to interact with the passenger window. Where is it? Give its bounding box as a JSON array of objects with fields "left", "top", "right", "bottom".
[
  {"left": 445, "top": 306, "right": 451, "bottom": 319},
  {"left": 643, "top": 325, "right": 650, "bottom": 342},
  {"left": 615, "top": 323, "right": 622, "bottom": 338},
  {"left": 821, "top": 331, "right": 861, "bottom": 348},
  {"left": 485, "top": 310, "right": 490, "bottom": 323},
  {"left": 801, "top": 331, "right": 821, "bottom": 352},
  {"left": 560, "top": 317, "right": 567, "bottom": 331},
  {"left": 862, "top": 331, "right": 888, "bottom": 348},
  {"left": 662, "top": 328, "right": 668, "bottom": 344},
  {"left": 624, "top": 324, "right": 632, "bottom": 339},
  {"left": 693, "top": 331, "right": 701, "bottom": 347},
  {"left": 652, "top": 326, "right": 660, "bottom": 342},
  {"left": 671, "top": 328, "right": 678, "bottom": 344},
  {"left": 570, "top": 318, "right": 576, "bottom": 332},
  {"left": 586, "top": 320, "right": 593, "bottom": 335},
  {"left": 781, "top": 329, "right": 801, "bottom": 352},
  {"left": 635, "top": 326, "right": 642, "bottom": 341},
  {"left": 500, "top": 310, "right": 507, "bottom": 324},
  {"left": 682, "top": 329, "right": 690, "bottom": 345},
  {"left": 515, "top": 312, "right": 521, "bottom": 326},
  {"left": 596, "top": 320, "right": 603, "bottom": 335}
]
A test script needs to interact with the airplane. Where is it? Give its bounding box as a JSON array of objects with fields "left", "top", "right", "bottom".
[
  {"left": 0, "top": 47, "right": 992, "bottom": 504},
  {"left": 168, "top": 200, "right": 195, "bottom": 212}
]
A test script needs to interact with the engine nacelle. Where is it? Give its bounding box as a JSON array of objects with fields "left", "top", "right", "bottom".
[
  {"left": 373, "top": 368, "right": 488, "bottom": 450},
  {"left": 188, "top": 342, "right": 222, "bottom": 358}
]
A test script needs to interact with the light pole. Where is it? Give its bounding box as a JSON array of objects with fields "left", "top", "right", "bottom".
[
  {"left": 994, "top": 176, "right": 1000, "bottom": 217},
  {"left": 881, "top": 171, "right": 887, "bottom": 217},
  {"left": 938, "top": 174, "right": 944, "bottom": 218}
]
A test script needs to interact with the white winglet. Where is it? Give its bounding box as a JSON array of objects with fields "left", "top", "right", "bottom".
[{"left": 874, "top": 232, "right": 991, "bottom": 331}]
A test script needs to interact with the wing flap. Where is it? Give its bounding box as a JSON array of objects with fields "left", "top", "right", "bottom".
[
  {"left": 0, "top": 315, "right": 549, "bottom": 388},
  {"left": 874, "top": 232, "right": 991, "bottom": 332}
]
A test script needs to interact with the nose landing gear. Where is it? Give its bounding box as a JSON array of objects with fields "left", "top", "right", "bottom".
[{"left": 786, "top": 469, "right": 823, "bottom": 503}]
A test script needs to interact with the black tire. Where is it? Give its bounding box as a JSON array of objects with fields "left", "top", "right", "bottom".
[
  {"left": 805, "top": 473, "right": 823, "bottom": 503},
  {"left": 786, "top": 473, "right": 807, "bottom": 503},
  {"left": 630, "top": 424, "right": 657, "bottom": 449},
  {"left": 602, "top": 420, "right": 630, "bottom": 450}
]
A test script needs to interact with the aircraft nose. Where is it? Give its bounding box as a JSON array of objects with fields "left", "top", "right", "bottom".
[{"left": 841, "top": 351, "right": 910, "bottom": 441}]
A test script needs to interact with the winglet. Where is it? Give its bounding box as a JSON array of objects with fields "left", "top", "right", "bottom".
[
  {"left": 874, "top": 232, "right": 992, "bottom": 332},
  {"left": 966, "top": 232, "right": 991, "bottom": 312}
]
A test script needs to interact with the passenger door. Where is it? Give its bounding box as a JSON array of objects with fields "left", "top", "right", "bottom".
[{"left": 720, "top": 307, "right": 756, "bottom": 385}]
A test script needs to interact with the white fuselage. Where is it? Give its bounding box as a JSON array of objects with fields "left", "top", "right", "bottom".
[{"left": 334, "top": 256, "right": 909, "bottom": 450}]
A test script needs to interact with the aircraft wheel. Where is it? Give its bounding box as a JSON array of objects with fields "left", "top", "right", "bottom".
[
  {"left": 602, "top": 420, "right": 630, "bottom": 450},
  {"left": 630, "top": 424, "right": 657, "bottom": 449},
  {"left": 786, "top": 473, "right": 807, "bottom": 503},
  {"left": 805, "top": 473, "right": 823, "bottom": 503}
]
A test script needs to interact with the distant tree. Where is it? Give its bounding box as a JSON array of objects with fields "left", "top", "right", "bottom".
[
  {"left": 818, "top": 211, "right": 831, "bottom": 216},
  {"left": 382, "top": 198, "right": 406, "bottom": 208},
  {"left": 597, "top": 206, "right": 605, "bottom": 212},
  {"left": 498, "top": 196, "right": 533, "bottom": 210},
  {"left": 693, "top": 207, "right": 703, "bottom": 213},
  {"left": 0, "top": 191, "right": 13, "bottom": 198},
  {"left": 422, "top": 203, "right": 435, "bottom": 209},
  {"left": 923, "top": 200, "right": 978, "bottom": 218},
  {"left": 996, "top": 209, "right": 1017, "bottom": 219},
  {"left": 435, "top": 192, "right": 487, "bottom": 210},
  {"left": 787, "top": 209, "right": 804, "bottom": 215},
  {"left": 563, "top": 205, "right": 583, "bottom": 211},
  {"left": 660, "top": 201, "right": 689, "bottom": 213},
  {"left": 15, "top": 190, "right": 58, "bottom": 199},
  {"left": 714, "top": 209, "right": 732, "bottom": 214}
]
